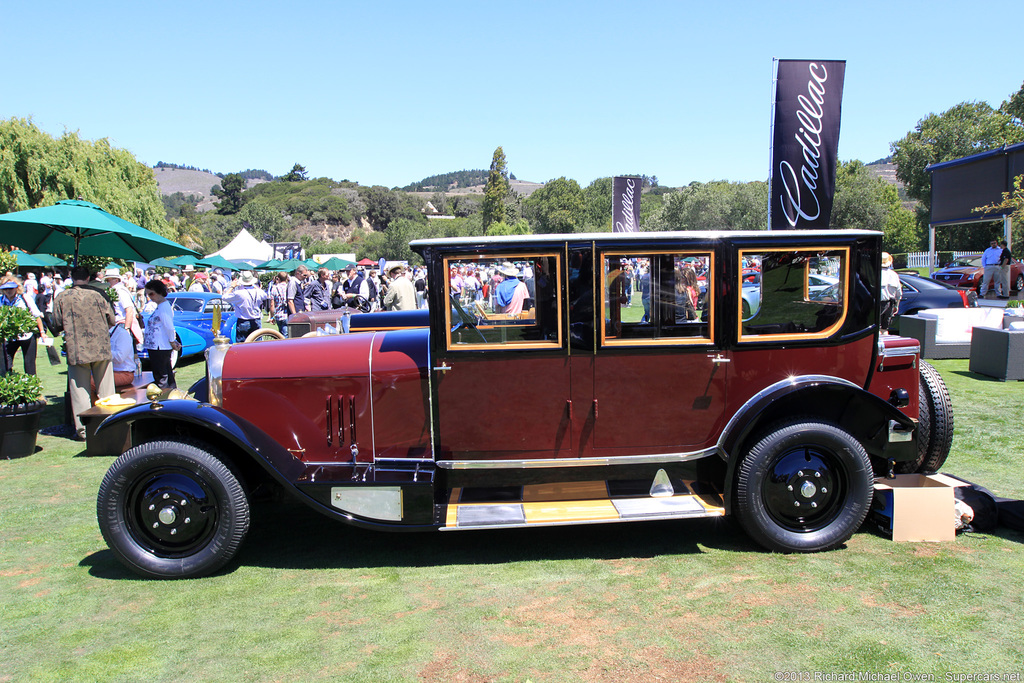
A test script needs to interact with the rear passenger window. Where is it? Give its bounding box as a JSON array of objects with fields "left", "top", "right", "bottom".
[
  {"left": 738, "top": 248, "right": 847, "bottom": 340},
  {"left": 601, "top": 251, "right": 714, "bottom": 346}
]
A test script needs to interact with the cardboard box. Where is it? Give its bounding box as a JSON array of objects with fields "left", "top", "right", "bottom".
[{"left": 871, "top": 473, "right": 969, "bottom": 542}]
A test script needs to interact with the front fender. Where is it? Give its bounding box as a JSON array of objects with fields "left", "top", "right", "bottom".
[{"left": 96, "top": 399, "right": 305, "bottom": 486}]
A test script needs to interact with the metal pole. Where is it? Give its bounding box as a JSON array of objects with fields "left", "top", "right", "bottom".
[{"left": 767, "top": 58, "right": 779, "bottom": 231}]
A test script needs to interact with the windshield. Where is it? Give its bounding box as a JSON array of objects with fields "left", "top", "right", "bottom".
[{"left": 170, "top": 297, "right": 205, "bottom": 313}]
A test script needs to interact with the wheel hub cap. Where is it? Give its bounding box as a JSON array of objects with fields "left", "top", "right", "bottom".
[{"left": 764, "top": 447, "right": 844, "bottom": 532}]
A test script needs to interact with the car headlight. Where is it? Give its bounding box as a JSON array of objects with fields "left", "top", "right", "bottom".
[{"left": 205, "top": 337, "right": 230, "bottom": 406}]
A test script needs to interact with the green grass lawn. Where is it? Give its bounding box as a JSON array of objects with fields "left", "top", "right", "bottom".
[{"left": 2, "top": 347, "right": 1023, "bottom": 682}]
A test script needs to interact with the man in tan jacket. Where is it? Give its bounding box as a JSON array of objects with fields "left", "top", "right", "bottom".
[
  {"left": 52, "top": 266, "right": 116, "bottom": 440},
  {"left": 383, "top": 265, "right": 416, "bottom": 311}
]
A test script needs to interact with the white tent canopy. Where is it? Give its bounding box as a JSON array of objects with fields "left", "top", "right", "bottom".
[{"left": 210, "top": 227, "right": 274, "bottom": 262}]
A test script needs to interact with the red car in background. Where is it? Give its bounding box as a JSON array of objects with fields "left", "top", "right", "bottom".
[{"left": 932, "top": 255, "right": 1024, "bottom": 293}]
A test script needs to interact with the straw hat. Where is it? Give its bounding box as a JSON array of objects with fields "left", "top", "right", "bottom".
[
  {"left": 881, "top": 252, "right": 893, "bottom": 268},
  {"left": 500, "top": 262, "right": 520, "bottom": 278},
  {"left": 238, "top": 271, "right": 257, "bottom": 286},
  {"left": 103, "top": 267, "right": 122, "bottom": 281}
]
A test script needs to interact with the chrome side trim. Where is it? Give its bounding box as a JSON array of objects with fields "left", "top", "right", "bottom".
[
  {"left": 717, "top": 374, "right": 860, "bottom": 453},
  {"left": 437, "top": 448, "right": 717, "bottom": 470}
]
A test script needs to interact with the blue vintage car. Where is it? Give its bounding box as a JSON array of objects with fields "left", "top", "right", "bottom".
[{"left": 139, "top": 292, "right": 240, "bottom": 367}]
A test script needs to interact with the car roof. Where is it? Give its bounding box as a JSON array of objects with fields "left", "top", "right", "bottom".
[
  {"left": 167, "top": 291, "right": 222, "bottom": 300},
  {"left": 410, "top": 229, "right": 881, "bottom": 249}
]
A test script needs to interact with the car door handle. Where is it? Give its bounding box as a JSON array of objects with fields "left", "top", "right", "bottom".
[
  {"left": 708, "top": 354, "right": 730, "bottom": 364},
  {"left": 433, "top": 363, "right": 452, "bottom": 373}
]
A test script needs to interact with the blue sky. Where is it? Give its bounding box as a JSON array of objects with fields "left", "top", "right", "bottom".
[{"left": 3, "top": 0, "right": 1021, "bottom": 189}]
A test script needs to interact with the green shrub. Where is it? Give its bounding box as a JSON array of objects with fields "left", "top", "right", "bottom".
[
  {"left": 0, "top": 372, "right": 44, "bottom": 405},
  {"left": 0, "top": 305, "right": 37, "bottom": 341}
]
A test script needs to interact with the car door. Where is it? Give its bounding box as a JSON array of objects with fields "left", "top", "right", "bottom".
[
  {"left": 589, "top": 248, "right": 730, "bottom": 454},
  {"left": 432, "top": 252, "right": 572, "bottom": 461}
]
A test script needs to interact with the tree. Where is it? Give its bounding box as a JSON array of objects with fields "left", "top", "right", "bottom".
[
  {"left": 0, "top": 117, "right": 171, "bottom": 238},
  {"left": 890, "top": 93, "right": 1024, "bottom": 219},
  {"left": 482, "top": 147, "right": 510, "bottom": 229},
  {"left": 645, "top": 181, "right": 767, "bottom": 232},
  {"left": 237, "top": 199, "right": 289, "bottom": 243},
  {"left": 211, "top": 173, "right": 247, "bottom": 214},
  {"left": 282, "top": 163, "right": 308, "bottom": 182},
  {"left": 830, "top": 161, "right": 919, "bottom": 253},
  {"left": 523, "top": 177, "right": 585, "bottom": 233},
  {"left": 975, "top": 174, "right": 1024, "bottom": 255}
]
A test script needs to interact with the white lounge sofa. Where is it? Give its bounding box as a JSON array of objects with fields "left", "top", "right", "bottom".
[{"left": 897, "top": 308, "right": 1006, "bottom": 359}]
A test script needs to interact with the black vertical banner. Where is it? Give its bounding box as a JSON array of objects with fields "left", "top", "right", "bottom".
[
  {"left": 612, "top": 176, "right": 641, "bottom": 232},
  {"left": 770, "top": 59, "right": 846, "bottom": 229}
]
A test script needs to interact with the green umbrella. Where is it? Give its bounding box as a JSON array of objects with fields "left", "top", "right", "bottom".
[
  {"left": 172, "top": 255, "right": 206, "bottom": 267},
  {"left": 198, "top": 254, "right": 238, "bottom": 271},
  {"left": 0, "top": 199, "right": 198, "bottom": 265},
  {"left": 10, "top": 252, "right": 54, "bottom": 268},
  {"left": 149, "top": 257, "right": 178, "bottom": 268},
  {"left": 318, "top": 256, "right": 357, "bottom": 271},
  {"left": 30, "top": 253, "right": 67, "bottom": 267},
  {"left": 277, "top": 259, "right": 307, "bottom": 272},
  {"left": 253, "top": 259, "right": 283, "bottom": 271}
]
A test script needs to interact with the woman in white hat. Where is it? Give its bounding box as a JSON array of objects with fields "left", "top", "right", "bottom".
[{"left": 0, "top": 275, "right": 49, "bottom": 375}]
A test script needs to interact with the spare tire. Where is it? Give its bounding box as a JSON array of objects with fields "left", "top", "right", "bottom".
[{"left": 895, "top": 360, "right": 954, "bottom": 474}]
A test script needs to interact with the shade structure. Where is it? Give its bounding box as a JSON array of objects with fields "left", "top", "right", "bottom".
[
  {"left": 10, "top": 252, "right": 55, "bottom": 268},
  {"left": 198, "top": 254, "right": 238, "bottom": 271},
  {"left": 171, "top": 255, "right": 206, "bottom": 268},
  {"left": 0, "top": 199, "right": 198, "bottom": 264},
  {"left": 253, "top": 259, "right": 283, "bottom": 271},
  {"left": 29, "top": 253, "right": 67, "bottom": 267},
  {"left": 276, "top": 259, "right": 307, "bottom": 272},
  {"left": 356, "top": 257, "right": 376, "bottom": 266},
  {"left": 317, "top": 256, "right": 357, "bottom": 271},
  {"left": 149, "top": 257, "right": 179, "bottom": 269}
]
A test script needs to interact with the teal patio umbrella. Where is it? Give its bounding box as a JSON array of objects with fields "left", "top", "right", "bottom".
[
  {"left": 29, "top": 253, "right": 67, "bottom": 267},
  {"left": 318, "top": 256, "right": 357, "bottom": 271},
  {"left": 198, "top": 254, "right": 238, "bottom": 271},
  {"left": 10, "top": 252, "right": 55, "bottom": 268},
  {"left": 253, "top": 258, "right": 282, "bottom": 271},
  {"left": 0, "top": 199, "right": 198, "bottom": 265}
]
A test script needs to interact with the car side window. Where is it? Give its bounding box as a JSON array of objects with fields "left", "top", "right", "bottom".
[
  {"left": 444, "top": 254, "right": 561, "bottom": 349},
  {"left": 738, "top": 248, "right": 848, "bottom": 341},
  {"left": 600, "top": 251, "right": 714, "bottom": 345}
]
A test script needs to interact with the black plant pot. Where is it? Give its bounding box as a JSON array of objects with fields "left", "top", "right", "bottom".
[{"left": 0, "top": 399, "right": 46, "bottom": 459}]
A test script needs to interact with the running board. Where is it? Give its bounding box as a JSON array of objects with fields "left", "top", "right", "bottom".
[{"left": 441, "top": 479, "right": 724, "bottom": 530}]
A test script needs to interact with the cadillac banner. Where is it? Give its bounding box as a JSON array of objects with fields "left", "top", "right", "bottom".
[
  {"left": 770, "top": 59, "right": 846, "bottom": 230},
  {"left": 613, "top": 176, "right": 641, "bottom": 233}
]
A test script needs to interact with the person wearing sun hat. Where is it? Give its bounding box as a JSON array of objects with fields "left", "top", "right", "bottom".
[
  {"left": 494, "top": 262, "right": 529, "bottom": 315},
  {"left": 880, "top": 252, "right": 902, "bottom": 332},
  {"left": 223, "top": 270, "right": 267, "bottom": 341},
  {"left": 0, "top": 276, "right": 48, "bottom": 376},
  {"left": 104, "top": 267, "right": 142, "bottom": 344}
]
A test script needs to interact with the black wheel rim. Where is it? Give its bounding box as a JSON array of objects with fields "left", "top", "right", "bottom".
[
  {"left": 125, "top": 466, "right": 219, "bottom": 557},
  {"left": 762, "top": 446, "right": 847, "bottom": 532}
]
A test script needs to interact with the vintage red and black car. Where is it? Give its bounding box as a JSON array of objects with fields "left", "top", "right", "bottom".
[{"left": 95, "top": 230, "right": 952, "bottom": 579}]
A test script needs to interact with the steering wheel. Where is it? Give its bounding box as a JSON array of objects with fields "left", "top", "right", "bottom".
[
  {"left": 349, "top": 295, "right": 372, "bottom": 313},
  {"left": 449, "top": 293, "right": 488, "bottom": 343}
]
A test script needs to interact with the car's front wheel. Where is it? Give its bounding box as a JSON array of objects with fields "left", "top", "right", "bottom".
[
  {"left": 97, "top": 439, "right": 250, "bottom": 579},
  {"left": 1015, "top": 273, "right": 1024, "bottom": 293},
  {"left": 734, "top": 420, "right": 873, "bottom": 553}
]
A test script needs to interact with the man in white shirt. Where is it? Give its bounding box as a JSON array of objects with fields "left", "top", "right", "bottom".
[
  {"left": 104, "top": 268, "right": 142, "bottom": 343},
  {"left": 223, "top": 271, "right": 268, "bottom": 341}
]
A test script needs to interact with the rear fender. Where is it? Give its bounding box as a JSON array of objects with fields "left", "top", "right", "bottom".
[{"left": 718, "top": 376, "right": 916, "bottom": 513}]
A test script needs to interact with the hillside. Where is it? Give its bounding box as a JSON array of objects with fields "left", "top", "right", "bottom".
[{"left": 152, "top": 167, "right": 265, "bottom": 211}]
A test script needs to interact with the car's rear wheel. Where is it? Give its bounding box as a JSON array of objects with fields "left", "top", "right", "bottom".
[
  {"left": 97, "top": 439, "right": 250, "bottom": 579},
  {"left": 734, "top": 420, "right": 873, "bottom": 553},
  {"left": 1015, "top": 273, "right": 1024, "bottom": 292}
]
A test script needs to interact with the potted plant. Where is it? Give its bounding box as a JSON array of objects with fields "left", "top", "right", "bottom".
[{"left": 0, "top": 306, "right": 46, "bottom": 458}]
